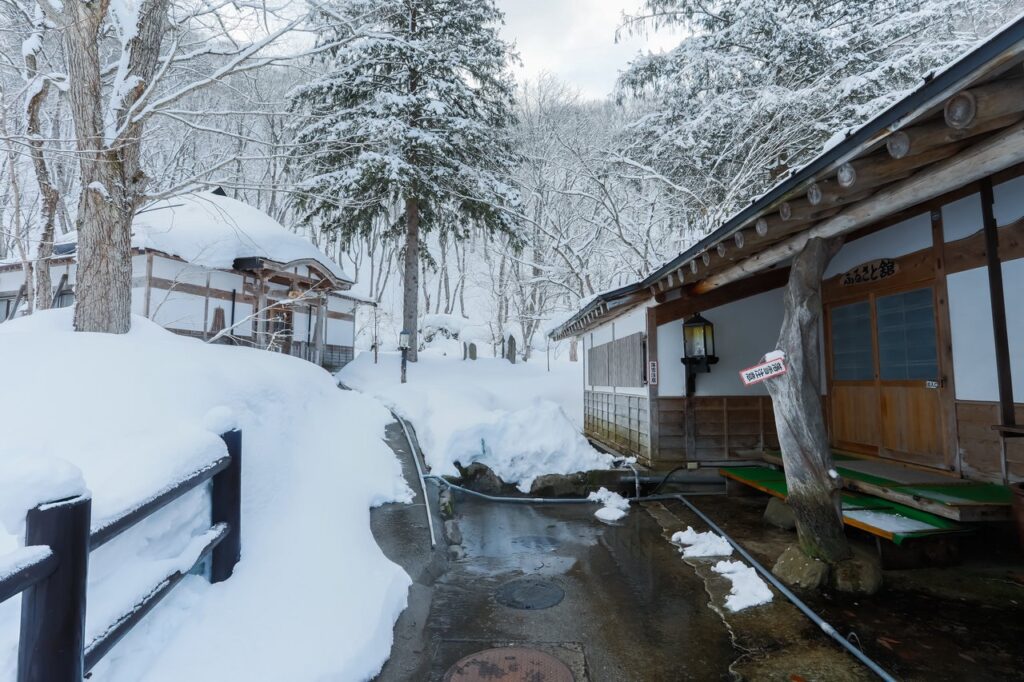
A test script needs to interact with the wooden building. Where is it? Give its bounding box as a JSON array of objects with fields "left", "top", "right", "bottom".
[
  {"left": 0, "top": 191, "right": 364, "bottom": 372},
  {"left": 551, "top": 19, "right": 1024, "bottom": 490}
]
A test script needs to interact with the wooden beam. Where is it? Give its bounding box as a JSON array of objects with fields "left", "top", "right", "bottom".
[
  {"left": 654, "top": 266, "right": 790, "bottom": 326},
  {"left": 695, "top": 119, "right": 1024, "bottom": 293},
  {"left": 780, "top": 191, "right": 872, "bottom": 222},
  {"left": 887, "top": 112, "right": 1022, "bottom": 159},
  {"left": 945, "top": 78, "right": 1024, "bottom": 130},
  {"left": 837, "top": 141, "right": 970, "bottom": 190}
]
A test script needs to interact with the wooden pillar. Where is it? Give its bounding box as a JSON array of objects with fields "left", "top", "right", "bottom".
[
  {"left": 765, "top": 237, "right": 851, "bottom": 563},
  {"left": 312, "top": 298, "right": 325, "bottom": 367},
  {"left": 980, "top": 178, "right": 1016, "bottom": 428},
  {"left": 646, "top": 308, "right": 660, "bottom": 465}
]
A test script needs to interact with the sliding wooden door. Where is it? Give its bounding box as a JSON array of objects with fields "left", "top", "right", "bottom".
[{"left": 826, "top": 285, "right": 953, "bottom": 470}]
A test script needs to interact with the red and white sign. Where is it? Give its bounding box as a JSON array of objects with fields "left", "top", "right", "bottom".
[
  {"left": 648, "top": 360, "right": 658, "bottom": 386},
  {"left": 740, "top": 357, "right": 787, "bottom": 386}
]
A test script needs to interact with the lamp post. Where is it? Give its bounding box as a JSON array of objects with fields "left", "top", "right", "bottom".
[
  {"left": 681, "top": 313, "right": 718, "bottom": 396},
  {"left": 399, "top": 329, "right": 411, "bottom": 384}
]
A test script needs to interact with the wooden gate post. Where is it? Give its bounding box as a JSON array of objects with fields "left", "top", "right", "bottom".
[
  {"left": 19, "top": 494, "right": 91, "bottom": 682},
  {"left": 212, "top": 430, "right": 242, "bottom": 583},
  {"left": 765, "top": 237, "right": 851, "bottom": 563}
]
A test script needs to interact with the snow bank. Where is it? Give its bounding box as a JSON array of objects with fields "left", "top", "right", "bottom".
[
  {"left": 712, "top": 560, "right": 774, "bottom": 612},
  {"left": 672, "top": 527, "right": 733, "bottom": 558},
  {"left": 339, "top": 351, "right": 614, "bottom": 492},
  {"left": 0, "top": 309, "right": 410, "bottom": 681},
  {"left": 588, "top": 487, "right": 630, "bottom": 522},
  {"left": 55, "top": 192, "right": 350, "bottom": 281}
]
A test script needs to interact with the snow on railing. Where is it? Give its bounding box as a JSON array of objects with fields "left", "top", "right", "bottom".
[{"left": 0, "top": 430, "right": 242, "bottom": 681}]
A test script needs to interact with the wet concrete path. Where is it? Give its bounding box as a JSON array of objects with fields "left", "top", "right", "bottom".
[{"left": 371, "top": 422, "right": 737, "bottom": 681}]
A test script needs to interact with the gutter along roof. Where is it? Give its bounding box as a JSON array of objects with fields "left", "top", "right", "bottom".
[{"left": 549, "top": 14, "right": 1024, "bottom": 341}]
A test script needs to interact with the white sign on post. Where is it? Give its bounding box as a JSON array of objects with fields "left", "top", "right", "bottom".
[
  {"left": 648, "top": 360, "right": 658, "bottom": 386},
  {"left": 740, "top": 351, "right": 787, "bottom": 386}
]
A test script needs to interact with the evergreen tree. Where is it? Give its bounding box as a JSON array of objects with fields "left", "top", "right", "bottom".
[{"left": 291, "top": 0, "right": 521, "bottom": 360}]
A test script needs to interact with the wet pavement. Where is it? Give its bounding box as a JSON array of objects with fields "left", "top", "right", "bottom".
[
  {"left": 370, "top": 418, "right": 1024, "bottom": 681},
  {"left": 420, "top": 496, "right": 738, "bottom": 681},
  {"left": 371, "top": 421, "right": 737, "bottom": 680}
]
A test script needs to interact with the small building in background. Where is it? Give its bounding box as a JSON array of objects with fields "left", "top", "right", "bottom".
[{"left": 0, "top": 190, "right": 364, "bottom": 372}]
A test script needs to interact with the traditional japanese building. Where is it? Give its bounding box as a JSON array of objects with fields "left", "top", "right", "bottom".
[
  {"left": 551, "top": 19, "right": 1024, "bottom": 538},
  {"left": 0, "top": 190, "right": 364, "bottom": 372}
]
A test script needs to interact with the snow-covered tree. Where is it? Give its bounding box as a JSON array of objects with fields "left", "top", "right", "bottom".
[
  {"left": 618, "top": 0, "right": 1020, "bottom": 239},
  {"left": 290, "top": 0, "right": 521, "bottom": 360}
]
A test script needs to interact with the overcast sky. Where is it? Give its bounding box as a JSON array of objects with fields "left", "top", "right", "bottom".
[{"left": 496, "top": 0, "right": 681, "bottom": 100}]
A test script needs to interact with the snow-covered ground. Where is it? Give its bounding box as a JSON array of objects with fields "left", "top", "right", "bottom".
[
  {"left": 0, "top": 310, "right": 411, "bottom": 681},
  {"left": 339, "top": 343, "right": 615, "bottom": 491}
]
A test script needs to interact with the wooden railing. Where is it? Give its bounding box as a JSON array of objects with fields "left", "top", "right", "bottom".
[{"left": 0, "top": 430, "right": 242, "bottom": 682}]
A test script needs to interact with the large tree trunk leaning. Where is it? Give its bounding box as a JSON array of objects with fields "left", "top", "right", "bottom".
[
  {"left": 765, "top": 237, "right": 851, "bottom": 564},
  {"left": 403, "top": 197, "right": 420, "bottom": 362}
]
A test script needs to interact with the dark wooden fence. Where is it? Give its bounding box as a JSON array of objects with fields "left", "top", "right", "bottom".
[{"left": 0, "top": 430, "right": 242, "bottom": 682}]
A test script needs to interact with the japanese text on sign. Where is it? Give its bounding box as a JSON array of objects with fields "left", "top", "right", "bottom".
[
  {"left": 840, "top": 258, "right": 898, "bottom": 286},
  {"left": 648, "top": 360, "right": 658, "bottom": 386},
  {"left": 740, "top": 359, "right": 787, "bottom": 386}
]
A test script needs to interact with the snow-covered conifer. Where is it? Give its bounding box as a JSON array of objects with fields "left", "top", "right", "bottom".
[{"left": 290, "top": 0, "right": 521, "bottom": 360}]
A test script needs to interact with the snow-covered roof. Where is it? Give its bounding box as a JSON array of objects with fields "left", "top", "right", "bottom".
[{"left": 56, "top": 192, "right": 352, "bottom": 283}]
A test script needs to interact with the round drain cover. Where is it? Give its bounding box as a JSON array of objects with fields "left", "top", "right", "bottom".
[
  {"left": 443, "top": 647, "right": 574, "bottom": 682},
  {"left": 495, "top": 578, "right": 565, "bottom": 610}
]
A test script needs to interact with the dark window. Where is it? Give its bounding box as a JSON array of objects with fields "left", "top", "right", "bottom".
[
  {"left": 830, "top": 301, "right": 874, "bottom": 381},
  {"left": 55, "top": 291, "right": 74, "bottom": 309},
  {"left": 876, "top": 288, "right": 938, "bottom": 381}
]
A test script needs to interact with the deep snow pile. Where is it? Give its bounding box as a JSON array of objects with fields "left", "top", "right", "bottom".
[
  {"left": 339, "top": 348, "right": 614, "bottom": 491},
  {"left": 588, "top": 487, "right": 630, "bottom": 522},
  {"left": 0, "top": 310, "right": 410, "bottom": 681}
]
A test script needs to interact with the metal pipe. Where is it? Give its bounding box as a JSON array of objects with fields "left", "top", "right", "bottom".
[
  {"left": 396, "top": 415, "right": 438, "bottom": 548},
  {"left": 669, "top": 494, "right": 897, "bottom": 682}
]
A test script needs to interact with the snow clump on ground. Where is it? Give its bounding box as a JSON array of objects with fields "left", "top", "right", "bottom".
[
  {"left": 671, "top": 526, "right": 733, "bottom": 558},
  {"left": 712, "top": 560, "right": 774, "bottom": 612},
  {"left": 587, "top": 487, "right": 630, "bottom": 522}
]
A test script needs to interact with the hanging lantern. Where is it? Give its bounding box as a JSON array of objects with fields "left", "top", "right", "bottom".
[
  {"left": 683, "top": 314, "right": 716, "bottom": 365},
  {"left": 681, "top": 314, "right": 719, "bottom": 395}
]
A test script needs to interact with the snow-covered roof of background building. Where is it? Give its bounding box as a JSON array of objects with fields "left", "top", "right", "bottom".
[{"left": 57, "top": 192, "right": 351, "bottom": 283}]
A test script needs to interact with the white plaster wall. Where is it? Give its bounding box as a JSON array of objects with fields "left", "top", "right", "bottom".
[
  {"left": 994, "top": 175, "right": 1024, "bottom": 226},
  {"left": 151, "top": 255, "right": 208, "bottom": 285},
  {"left": 942, "top": 193, "right": 982, "bottom": 242},
  {"left": 695, "top": 287, "right": 785, "bottom": 396},
  {"left": 149, "top": 289, "right": 208, "bottom": 332},
  {"left": 656, "top": 320, "right": 685, "bottom": 397},
  {"left": 326, "top": 317, "right": 354, "bottom": 346},
  {"left": 824, "top": 212, "right": 932, "bottom": 278},
  {"left": 948, "top": 261, "right": 1024, "bottom": 401}
]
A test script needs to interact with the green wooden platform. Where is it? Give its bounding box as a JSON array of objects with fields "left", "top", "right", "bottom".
[
  {"left": 719, "top": 466, "right": 970, "bottom": 545},
  {"left": 760, "top": 452, "right": 1012, "bottom": 522}
]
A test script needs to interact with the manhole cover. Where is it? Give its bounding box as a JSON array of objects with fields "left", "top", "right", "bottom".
[
  {"left": 495, "top": 578, "right": 565, "bottom": 610},
  {"left": 443, "top": 647, "right": 574, "bottom": 681}
]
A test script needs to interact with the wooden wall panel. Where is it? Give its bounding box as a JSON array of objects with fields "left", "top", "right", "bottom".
[
  {"left": 831, "top": 384, "right": 879, "bottom": 452},
  {"left": 649, "top": 395, "right": 778, "bottom": 466},
  {"left": 880, "top": 385, "right": 945, "bottom": 467},
  {"left": 956, "top": 401, "right": 1024, "bottom": 483}
]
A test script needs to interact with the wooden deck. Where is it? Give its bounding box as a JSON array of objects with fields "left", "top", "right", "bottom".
[
  {"left": 719, "top": 466, "right": 970, "bottom": 545},
  {"left": 759, "top": 451, "right": 1012, "bottom": 522}
]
